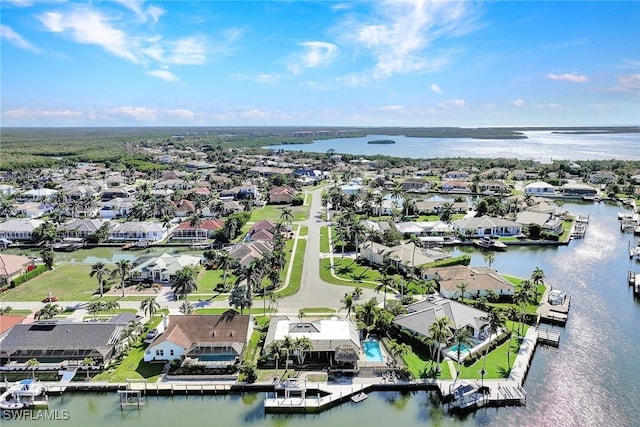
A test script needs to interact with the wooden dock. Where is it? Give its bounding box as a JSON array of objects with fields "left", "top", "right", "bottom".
[
  {"left": 628, "top": 271, "right": 640, "bottom": 297},
  {"left": 536, "top": 327, "right": 561, "bottom": 346},
  {"left": 538, "top": 295, "right": 571, "bottom": 326}
]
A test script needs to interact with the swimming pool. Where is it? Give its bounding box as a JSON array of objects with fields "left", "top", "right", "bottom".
[
  {"left": 448, "top": 343, "right": 473, "bottom": 355},
  {"left": 363, "top": 340, "right": 384, "bottom": 363}
]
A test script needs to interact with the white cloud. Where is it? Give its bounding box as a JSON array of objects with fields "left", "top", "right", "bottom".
[
  {"left": 602, "top": 74, "right": 640, "bottom": 94},
  {"left": 167, "top": 36, "right": 207, "bottom": 65},
  {"left": 38, "top": 9, "right": 141, "bottom": 63},
  {"left": 107, "top": 106, "right": 157, "bottom": 121},
  {"left": 438, "top": 98, "right": 466, "bottom": 109},
  {"left": 339, "top": 0, "right": 481, "bottom": 79},
  {"left": 513, "top": 99, "right": 525, "bottom": 108},
  {"left": 430, "top": 83, "right": 442, "bottom": 94},
  {"left": 546, "top": 73, "right": 588, "bottom": 83},
  {"left": 146, "top": 69, "right": 178, "bottom": 82},
  {"left": 0, "top": 24, "right": 42, "bottom": 53},
  {"left": 114, "top": 0, "right": 165, "bottom": 24},
  {"left": 288, "top": 41, "right": 338, "bottom": 75},
  {"left": 3, "top": 108, "right": 82, "bottom": 118}
]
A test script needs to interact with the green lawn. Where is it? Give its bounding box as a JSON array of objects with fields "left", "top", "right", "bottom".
[
  {"left": 93, "top": 343, "right": 163, "bottom": 383},
  {"left": 403, "top": 353, "right": 452, "bottom": 380},
  {"left": 249, "top": 203, "right": 310, "bottom": 223},
  {"left": 299, "top": 307, "right": 336, "bottom": 315},
  {"left": 319, "top": 258, "right": 381, "bottom": 289},
  {"left": 275, "top": 239, "right": 306, "bottom": 298},
  {"left": 458, "top": 323, "right": 527, "bottom": 380},
  {"left": 298, "top": 225, "right": 308, "bottom": 237},
  {"left": 320, "top": 226, "right": 331, "bottom": 253},
  {"left": 0, "top": 264, "right": 96, "bottom": 302}
]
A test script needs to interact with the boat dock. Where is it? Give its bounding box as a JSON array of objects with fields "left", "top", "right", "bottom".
[
  {"left": 538, "top": 294, "right": 571, "bottom": 326},
  {"left": 627, "top": 271, "right": 640, "bottom": 297},
  {"left": 536, "top": 327, "right": 561, "bottom": 346}
]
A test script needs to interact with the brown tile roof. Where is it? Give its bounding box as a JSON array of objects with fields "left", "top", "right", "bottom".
[
  {"left": 0, "top": 315, "right": 27, "bottom": 335},
  {"left": 152, "top": 313, "right": 250, "bottom": 349},
  {"left": 0, "top": 254, "right": 32, "bottom": 277}
]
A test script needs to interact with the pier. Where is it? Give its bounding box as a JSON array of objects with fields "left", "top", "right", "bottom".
[
  {"left": 628, "top": 271, "right": 640, "bottom": 297},
  {"left": 536, "top": 327, "right": 561, "bottom": 346},
  {"left": 538, "top": 295, "right": 571, "bottom": 326}
]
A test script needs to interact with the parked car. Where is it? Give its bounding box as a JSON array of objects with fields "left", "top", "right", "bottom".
[
  {"left": 145, "top": 329, "right": 158, "bottom": 340},
  {"left": 42, "top": 296, "right": 58, "bottom": 302}
]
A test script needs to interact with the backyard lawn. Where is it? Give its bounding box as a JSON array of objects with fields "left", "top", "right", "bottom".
[
  {"left": 0, "top": 263, "right": 97, "bottom": 302},
  {"left": 319, "top": 257, "right": 382, "bottom": 289}
]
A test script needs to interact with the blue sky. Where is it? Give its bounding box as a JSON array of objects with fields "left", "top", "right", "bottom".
[{"left": 1, "top": 0, "right": 639, "bottom": 127}]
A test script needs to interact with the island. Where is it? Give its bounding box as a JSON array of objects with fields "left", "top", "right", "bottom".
[{"left": 367, "top": 139, "right": 396, "bottom": 144}]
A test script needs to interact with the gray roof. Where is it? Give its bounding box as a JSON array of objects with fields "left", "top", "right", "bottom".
[
  {"left": 393, "top": 298, "right": 488, "bottom": 338},
  {"left": 0, "top": 316, "right": 135, "bottom": 357}
]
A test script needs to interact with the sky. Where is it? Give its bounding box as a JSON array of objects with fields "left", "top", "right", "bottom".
[{"left": 1, "top": 0, "right": 639, "bottom": 127}]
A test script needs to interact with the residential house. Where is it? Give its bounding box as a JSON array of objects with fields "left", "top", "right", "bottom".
[
  {"left": 589, "top": 171, "right": 616, "bottom": 184},
  {"left": 478, "top": 181, "right": 509, "bottom": 194},
  {"left": 13, "top": 202, "right": 48, "bottom": 219},
  {"left": 562, "top": 183, "right": 597, "bottom": 197},
  {"left": 359, "top": 241, "right": 450, "bottom": 273},
  {"left": 170, "top": 199, "right": 197, "bottom": 218},
  {"left": 372, "top": 199, "right": 396, "bottom": 216},
  {"left": 0, "top": 219, "right": 44, "bottom": 241},
  {"left": 422, "top": 265, "right": 515, "bottom": 299},
  {"left": 172, "top": 219, "right": 224, "bottom": 240},
  {"left": 393, "top": 297, "right": 491, "bottom": 342},
  {"left": 19, "top": 188, "right": 58, "bottom": 202},
  {"left": 228, "top": 241, "right": 274, "bottom": 266},
  {"left": 130, "top": 253, "right": 201, "bottom": 284},
  {"left": 401, "top": 178, "right": 431, "bottom": 192},
  {"left": 60, "top": 219, "right": 110, "bottom": 239},
  {"left": 269, "top": 186, "right": 296, "bottom": 204},
  {"left": 444, "top": 171, "right": 470, "bottom": 180},
  {"left": 144, "top": 312, "right": 252, "bottom": 365},
  {"left": 99, "top": 197, "right": 135, "bottom": 219},
  {"left": 0, "top": 254, "right": 36, "bottom": 287},
  {"left": 414, "top": 201, "right": 469, "bottom": 215},
  {"left": 110, "top": 221, "right": 168, "bottom": 242},
  {"left": 524, "top": 181, "right": 556, "bottom": 196},
  {"left": 515, "top": 211, "right": 563, "bottom": 234},
  {"left": 0, "top": 313, "right": 138, "bottom": 367},
  {"left": 264, "top": 316, "right": 361, "bottom": 367},
  {"left": 440, "top": 180, "right": 471, "bottom": 193},
  {"left": 220, "top": 185, "right": 260, "bottom": 200},
  {"left": 100, "top": 188, "right": 130, "bottom": 201},
  {"left": 453, "top": 216, "right": 522, "bottom": 237},
  {"left": 0, "top": 185, "right": 16, "bottom": 196}
]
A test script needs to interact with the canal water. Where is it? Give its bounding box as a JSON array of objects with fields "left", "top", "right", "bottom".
[{"left": 4, "top": 201, "right": 640, "bottom": 426}]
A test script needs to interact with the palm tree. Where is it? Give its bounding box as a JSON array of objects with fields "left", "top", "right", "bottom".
[
  {"left": 341, "top": 293, "right": 355, "bottom": 320},
  {"left": 351, "top": 220, "right": 367, "bottom": 260},
  {"left": 267, "top": 341, "right": 286, "bottom": 380},
  {"left": 86, "top": 300, "right": 106, "bottom": 320},
  {"left": 279, "top": 207, "right": 294, "bottom": 226},
  {"left": 483, "top": 252, "right": 495, "bottom": 268},
  {"left": 452, "top": 327, "right": 474, "bottom": 376},
  {"left": 81, "top": 357, "right": 95, "bottom": 379},
  {"left": 111, "top": 259, "right": 132, "bottom": 298},
  {"left": 530, "top": 267, "right": 545, "bottom": 299},
  {"left": 209, "top": 199, "right": 225, "bottom": 219},
  {"left": 188, "top": 213, "right": 204, "bottom": 240},
  {"left": 439, "top": 202, "right": 454, "bottom": 224},
  {"left": 292, "top": 337, "right": 313, "bottom": 365},
  {"left": 104, "top": 299, "right": 120, "bottom": 315},
  {"left": 215, "top": 250, "right": 236, "bottom": 291},
  {"left": 229, "top": 284, "right": 252, "bottom": 314},
  {"left": 409, "top": 234, "right": 421, "bottom": 276},
  {"left": 388, "top": 340, "right": 410, "bottom": 368},
  {"left": 0, "top": 306, "right": 12, "bottom": 316},
  {"left": 89, "top": 261, "right": 110, "bottom": 297},
  {"left": 34, "top": 303, "right": 61, "bottom": 320},
  {"left": 170, "top": 265, "right": 199, "bottom": 301},
  {"left": 376, "top": 274, "right": 395, "bottom": 310},
  {"left": 26, "top": 358, "right": 40, "bottom": 379},
  {"left": 428, "top": 316, "right": 453, "bottom": 372},
  {"left": 357, "top": 297, "right": 378, "bottom": 330},
  {"left": 140, "top": 297, "right": 160, "bottom": 318},
  {"left": 479, "top": 309, "right": 506, "bottom": 386},
  {"left": 455, "top": 282, "right": 468, "bottom": 302},
  {"left": 179, "top": 300, "right": 194, "bottom": 315}
]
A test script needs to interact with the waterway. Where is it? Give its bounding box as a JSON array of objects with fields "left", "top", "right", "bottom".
[
  {"left": 4, "top": 201, "right": 640, "bottom": 426},
  {"left": 266, "top": 130, "right": 640, "bottom": 161}
]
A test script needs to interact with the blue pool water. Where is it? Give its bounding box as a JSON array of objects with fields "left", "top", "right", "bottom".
[
  {"left": 448, "top": 343, "right": 473, "bottom": 355},
  {"left": 363, "top": 340, "right": 383, "bottom": 362}
]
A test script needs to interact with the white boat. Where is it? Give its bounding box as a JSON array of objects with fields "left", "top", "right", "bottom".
[
  {"left": 0, "top": 379, "right": 48, "bottom": 409},
  {"left": 473, "top": 236, "right": 507, "bottom": 251},
  {"left": 548, "top": 289, "right": 566, "bottom": 305}
]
